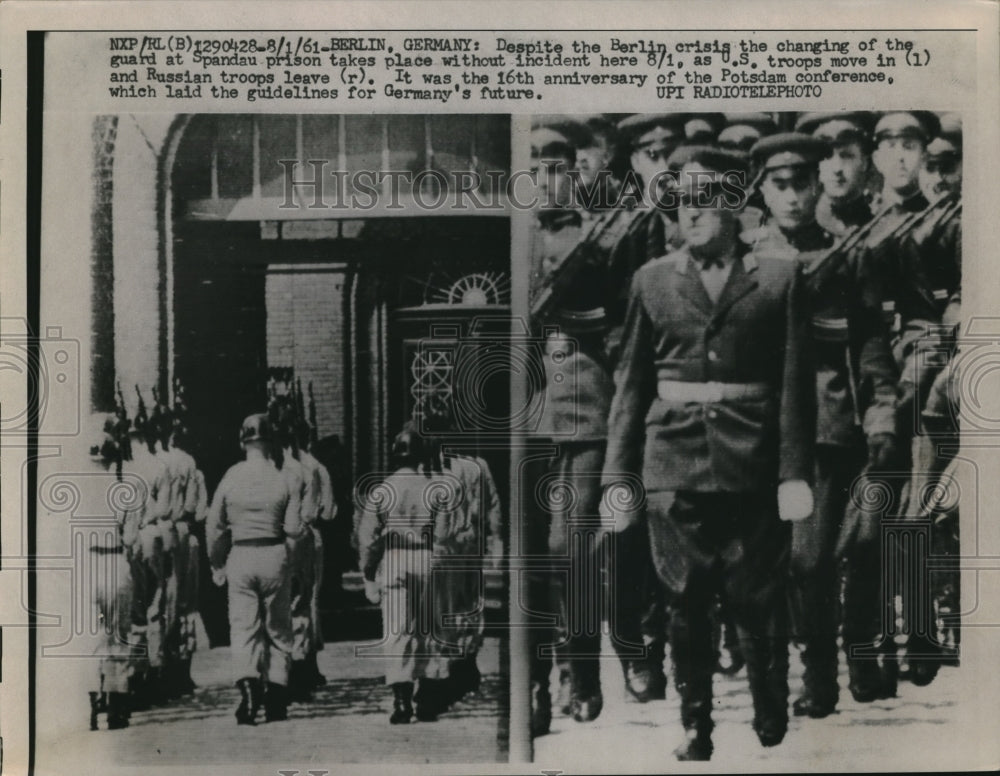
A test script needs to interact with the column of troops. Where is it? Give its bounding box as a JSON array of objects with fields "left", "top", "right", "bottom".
[
  {"left": 89, "top": 382, "right": 504, "bottom": 730},
  {"left": 88, "top": 378, "right": 336, "bottom": 728},
  {"left": 528, "top": 110, "right": 962, "bottom": 760}
]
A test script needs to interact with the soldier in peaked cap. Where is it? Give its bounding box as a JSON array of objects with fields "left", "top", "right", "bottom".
[
  {"left": 795, "top": 112, "right": 876, "bottom": 236},
  {"left": 684, "top": 113, "right": 726, "bottom": 146},
  {"left": 533, "top": 116, "right": 618, "bottom": 214},
  {"left": 207, "top": 413, "right": 302, "bottom": 725},
  {"left": 870, "top": 110, "right": 940, "bottom": 215},
  {"left": 602, "top": 145, "right": 813, "bottom": 760},
  {"left": 597, "top": 112, "right": 693, "bottom": 707},
  {"left": 754, "top": 130, "right": 901, "bottom": 717},
  {"left": 717, "top": 113, "right": 778, "bottom": 153},
  {"left": 745, "top": 133, "right": 834, "bottom": 257},
  {"left": 527, "top": 117, "right": 613, "bottom": 735},
  {"left": 920, "top": 112, "right": 962, "bottom": 204}
]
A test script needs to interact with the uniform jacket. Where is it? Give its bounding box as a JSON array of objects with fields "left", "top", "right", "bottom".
[
  {"left": 532, "top": 205, "right": 680, "bottom": 441},
  {"left": 206, "top": 457, "right": 302, "bottom": 555},
  {"left": 602, "top": 245, "right": 814, "bottom": 493},
  {"left": 748, "top": 219, "right": 898, "bottom": 446},
  {"left": 815, "top": 194, "right": 873, "bottom": 238}
]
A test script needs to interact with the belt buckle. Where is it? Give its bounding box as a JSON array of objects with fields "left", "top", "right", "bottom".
[{"left": 704, "top": 381, "right": 725, "bottom": 403}]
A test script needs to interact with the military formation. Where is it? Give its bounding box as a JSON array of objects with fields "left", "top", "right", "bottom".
[
  {"left": 89, "top": 379, "right": 209, "bottom": 729},
  {"left": 88, "top": 377, "right": 338, "bottom": 728},
  {"left": 528, "top": 110, "right": 962, "bottom": 760}
]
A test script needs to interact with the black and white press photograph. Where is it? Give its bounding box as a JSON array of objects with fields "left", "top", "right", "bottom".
[
  {"left": 525, "top": 109, "right": 966, "bottom": 769},
  {"left": 9, "top": 11, "right": 1000, "bottom": 776},
  {"left": 32, "top": 107, "right": 513, "bottom": 768}
]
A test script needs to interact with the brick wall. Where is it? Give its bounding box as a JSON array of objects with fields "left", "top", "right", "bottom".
[{"left": 266, "top": 266, "right": 347, "bottom": 440}]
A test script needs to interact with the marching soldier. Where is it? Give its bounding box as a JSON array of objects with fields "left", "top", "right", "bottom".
[
  {"left": 601, "top": 113, "right": 695, "bottom": 706},
  {"left": 88, "top": 417, "right": 137, "bottom": 730},
  {"left": 149, "top": 391, "right": 200, "bottom": 697},
  {"left": 125, "top": 390, "right": 173, "bottom": 707},
  {"left": 897, "top": 112, "right": 963, "bottom": 683},
  {"left": 268, "top": 392, "right": 323, "bottom": 702},
  {"left": 419, "top": 406, "right": 504, "bottom": 707},
  {"left": 748, "top": 131, "right": 900, "bottom": 716},
  {"left": 169, "top": 419, "right": 207, "bottom": 696},
  {"left": 527, "top": 122, "right": 610, "bottom": 734},
  {"left": 867, "top": 111, "right": 954, "bottom": 691},
  {"left": 207, "top": 413, "right": 302, "bottom": 724},
  {"left": 356, "top": 421, "right": 453, "bottom": 724},
  {"left": 795, "top": 112, "right": 876, "bottom": 236},
  {"left": 602, "top": 145, "right": 813, "bottom": 760},
  {"left": 295, "top": 397, "right": 335, "bottom": 690}
]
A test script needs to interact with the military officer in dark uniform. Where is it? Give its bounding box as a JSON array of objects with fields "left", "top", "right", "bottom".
[
  {"left": 795, "top": 112, "right": 876, "bottom": 236},
  {"left": 603, "top": 144, "right": 814, "bottom": 760},
  {"left": 601, "top": 113, "right": 692, "bottom": 704},
  {"left": 748, "top": 132, "right": 900, "bottom": 716},
  {"left": 865, "top": 111, "right": 955, "bottom": 692},
  {"left": 527, "top": 122, "right": 611, "bottom": 735}
]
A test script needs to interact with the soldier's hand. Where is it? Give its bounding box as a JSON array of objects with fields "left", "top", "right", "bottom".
[
  {"left": 778, "top": 479, "right": 814, "bottom": 522},
  {"left": 867, "top": 432, "right": 898, "bottom": 471},
  {"left": 211, "top": 567, "right": 227, "bottom": 587},
  {"left": 363, "top": 578, "right": 382, "bottom": 605}
]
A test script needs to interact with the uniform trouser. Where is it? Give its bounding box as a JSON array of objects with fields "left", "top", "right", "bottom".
[
  {"left": 525, "top": 442, "right": 604, "bottom": 698},
  {"left": 164, "top": 519, "right": 200, "bottom": 662},
  {"left": 131, "top": 523, "right": 168, "bottom": 668},
  {"left": 646, "top": 491, "right": 790, "bottom": 737},
  {"left": 311, "top": 526, "right": 325, "bottom": 651},
  {"left": 227, "top": 543, "right": 293, "bottom": 686},
  {"left": 608, "top": 521, "right": 667, "bottom": 675},
  {"left": 381, "top": 548, "right": 448, "bottom": 685},
  {"left": 94, "top": 550, "right": 135, "bottom": 694},
  {"left": 790, "top": 444, "right": 882, "bottom": 703},
  {"left": 290, "top": 527, "right": 317, "bottom": 661}
]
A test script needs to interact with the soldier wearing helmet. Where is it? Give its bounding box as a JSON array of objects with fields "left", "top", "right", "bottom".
[{"left": 206, "top": 413, "right": 302, "bottom": 725}]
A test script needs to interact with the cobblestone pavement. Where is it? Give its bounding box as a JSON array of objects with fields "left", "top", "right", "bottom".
[
  {"left": 532, "top": 632, "right": 969, "bottom": 772},
  {"left": 38, "top": 635, "right": 507, "bottom": 772}
]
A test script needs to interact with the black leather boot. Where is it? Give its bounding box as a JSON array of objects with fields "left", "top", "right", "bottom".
[
  {"left": 106, "top": 692, "right": 130, "bottom": 730},
  {"left": 847, "top": 657, "right": 883, "bottom": 703},
  {"left": 668, "top": 595, "right": 716, "bottom": 757},
  {"left": 793, "top": 636, "right": 839, "bottom": 719},
  {"left": 145, "top": 666, "right": 169, "bottom": 707},
  {"left": 530, "top": 681, "right": 552, "bottom": 737},
  {"left": 674, "top": 726, "right": 713, "bottom": 761},
  {"left": 414, "top": 678, "right": 447, "bottom": 721},
  {"left": 445, "top": 656, "right": 482, "bottom": 707},
  {"left": 743, "top": 635, "right": 789, "bottom": 748},
  {"left": 390, "top": 682, "right": 414, "bottom": 724},
  {"left": 89, "top": 692, "right": 106, "bottom": 731},
  {"left": 555, "top": 667, "right": 573, "bottom": 716},
  {"left": 570, "top": 657, "right": 603, "bottom": 723},
  {"left": 235, "top": 678, "right": 262, "bottom": 725},
  {"left": 288, "top": 660, "right": 312, "bottom": 703},
  {"left": 306, "top": 650, "right": 327, "bottom": 688},
  {"left": 905, "top": 635, "right": 942, "bottom": 687},
  {"left": 264, "top": 682, "right": 289, "bottom": 722}
]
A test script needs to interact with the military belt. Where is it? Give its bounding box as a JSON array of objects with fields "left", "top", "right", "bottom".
[
  {"left": 233, "top": 536, "right": 284, "bottom": 547},
  {"left": 656, "top": 380, "right": 771, "bottom": 403},
  {"left": 811, "top": 315, "right": 849, "bottom": 343}
]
